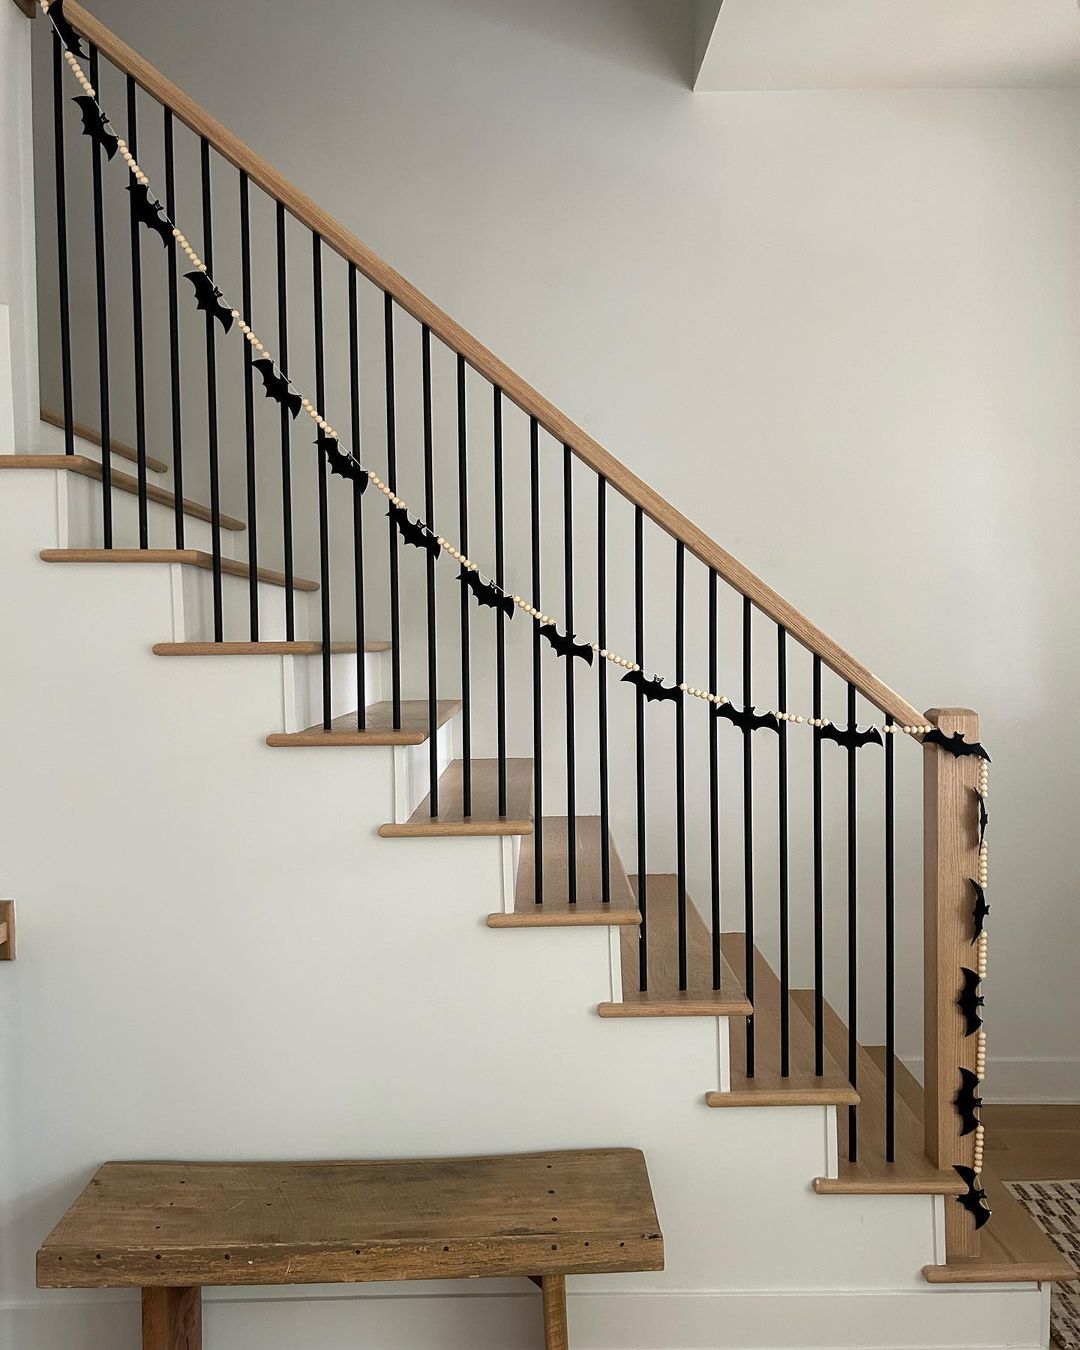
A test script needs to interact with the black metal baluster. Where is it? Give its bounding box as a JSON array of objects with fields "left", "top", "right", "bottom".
[
  {"left": 457, "top": 356, "right": 472, "bottom": 815},
  {"left": 163, "top": 107, "right": 183, "bottom": 549},
  {"left": 530, "top": 417, "right": 543, "bottom": 903},
  {"left": 634, "top": 507, "right": 648, "bottom": 989},
  {"left": 597, "top": 477, "right": 610, "bottom": 905},
  {"left": 709, "top": 569, "right": 722, "bottom": 988},
  {"left": 87, "top": 45, "right": 111, "bottom": 542},
  {"left": 494, "top": 389, "right": 507, "bottom": 816},
  {"left": 384, "top": 294, "right": 401, "bottom": 727},
  {"left": 675, "top": 543, "right": 687, "bottom": 989},
  {"left": 127, "top": 77, "right": 148, "bottom": 546},
  {"left": 563, "top": 444, "right": 576, "bottom": 899},
  {"left": 778, "top": 625, "right": 790, "bottom": 1076},
  {"left": 275, "top": 203, "right": 294, "bottom": 639},
  {"left": 312, "top": 234, "right": 331, "bottom": 729},
  {"left": 422, "top": 325, "right": 438, "bottom": 815},
  {"left": 52, "top": 33, "right": 73, "bottom": 456},
  {"left": 813, "top": 655, "right": 824, "bottom": 1076},
  {"left": 884, "top": 712, "right": 896, "bottom": 1162},
  {"left": 348, "top": 264, "right": 366, "bottom": 731},
  {"left": 239, "top": 171, "right": 258, "bottom": 640},
  {"left": 742, "top": 596, "right": 756, "bottom": 1077},
  {"left": 846, "top": 680, "right": 859, "bottom": 1160},
  {"left": 200, "top": 138, "right": 223, "bottom": 639}
]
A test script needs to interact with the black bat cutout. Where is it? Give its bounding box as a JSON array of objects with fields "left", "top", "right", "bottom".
[
  {"left": 954, "top": 1166, "right": 992, "bottom": 1229},
  {"left": 820, "top": 723, "right": 884, "bottom": 752},
  {"left": 458, "top": 568, "right": 514, "bottom": 620},
  {"left": 184, "top": 271, "right": 234, "bottom": 332},
  {"left": 970, "top": 880, "right": 990, "bottom": 944},
  {"left": 540, "top": 624, "right": 594, "bottom": 666},
  {"left": 714, "top": 703, "right": 780, "bottom": 735},
  {"left": 73, "top": 96, "right": 118, "bottom": 160},
  {"left": 954, "top": 1068, "right": 983, "bottom": 1137},
  {"left": 977, "top": 791, "right": 989, "bottom": 846},
  {"left": 958, "top": 968, "right": 984, "bottom": 1036},
  {"left": 388, "top": 503, "right": 440, "bottom": 558},
  {"left": 127, "top": 181, "right": 174, "bottom": 247},
  {"left": 49, "top": 0, "right": 87, "bottom": 57},
  {"left": 622, "top": 669, "right": 680, "bottom": 703},
  {"left": 253, "top": 359, "right": 302, "bottom": 420},
  {"left": 317, "top": 434, "right": 368, "bottom": 491},
  {"left": 924, "top": 728, "right": 991, "bottom": 763}
]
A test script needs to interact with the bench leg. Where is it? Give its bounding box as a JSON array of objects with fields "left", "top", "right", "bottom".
[
  {"left": 142, "top": 1287, "right": 202, "bottom": 1350},
  {"left": 540, "top": 1273, "right": 569, "bottom": 1350}
]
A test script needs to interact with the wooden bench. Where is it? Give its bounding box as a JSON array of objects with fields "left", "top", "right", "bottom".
[{"left": 37, "top": 1148, "right": 663, "bottom": 1349}]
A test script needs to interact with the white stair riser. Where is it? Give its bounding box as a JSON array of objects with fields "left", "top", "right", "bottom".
[
  {"left": 175, "top": 564, "right": 314, "bottom": 642},
  {"left": 284, "top": 649, "right": 386, "bottom": 732},
  {"left": 61, "top": 468, "right": 241, "bottom": 556},
  {"left": 392, "top": 718, "right": 457, "bottom": 821}
]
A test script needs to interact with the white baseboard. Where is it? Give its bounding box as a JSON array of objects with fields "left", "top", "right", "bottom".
[
  {"left": 0, "top": 1283, "right": 1049, "bottom": 1350},
  {"left": 903, "top": 1054, "right": 1080, "bottom": 1104}
]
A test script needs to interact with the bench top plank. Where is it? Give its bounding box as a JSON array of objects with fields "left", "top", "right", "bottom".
[{"left": 38, "top": 1149, "right": 663, "bottom": 1289}]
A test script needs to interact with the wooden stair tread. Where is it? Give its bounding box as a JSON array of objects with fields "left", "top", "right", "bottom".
[
  {"left": 598, "top": 875, "right": 751, "bottom": 1018},
  {"left": 40, "top": 408, "right": 169, "bottom": 474},
  {"left": 707, "top": 933, "right": 858, "bottom": 1108},
  {"left": 2, "top": 456, "right": 244, "bottom": 530},
  {"left": 864, "top": 1049, "right": 1075, "bottom": 1283},
  {"left": 380, "top": 759, "right": 533, "bottom": 837},
  {"left": 267, "top": 700, "right": 461, "bottom": 747},
  {"left": 40, "top": 549, "right": 316, "bottom": 590},
  {"left": 793, "top": 992, "right": 964, "bottom": 1195},
  {"left": 489, "top": 817, "right": 640, "bottom": 926},
  {"left": 153, "top": 640, "right": 391, "bottom": 656}
]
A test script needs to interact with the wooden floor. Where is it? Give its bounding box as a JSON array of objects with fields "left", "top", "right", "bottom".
[{"left": 983, "top": 1105, "right": 1080, "bottom": 1181}]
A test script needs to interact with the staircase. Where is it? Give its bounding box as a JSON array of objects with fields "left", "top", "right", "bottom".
[{"left": 0, "top": 2, "right": 1071, "bottom": 1347}]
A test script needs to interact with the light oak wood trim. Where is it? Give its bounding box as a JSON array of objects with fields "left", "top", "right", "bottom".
[
  {"left": 0, "top": 900, "right": 15, "bottom": 961},
  {"left": 39, "top": 549, "right": 318, "bottom": 590},
  {"left": 153, "top": 641, "right": 391, "bottom": 656},
  {"left": 142, "top": 1287, "right": 201, "bottom": 1350},
  {"left": 0, "top": 456, "right": 245, "bottom": 530},
  {"left": 40, "top": 408, "right": 169, "bottom": 474},
  {"left": 61, "top": 0, "right": 924, "bottom": 726},
  {"left": 924, "top": 708, "right": 980, "bottom": 1257}
]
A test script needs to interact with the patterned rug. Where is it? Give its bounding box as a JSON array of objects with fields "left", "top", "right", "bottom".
[{"left": 1006, "top": 1180, "right": 1080, "bottom": 1350}]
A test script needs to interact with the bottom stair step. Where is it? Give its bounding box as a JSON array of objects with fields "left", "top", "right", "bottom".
[
  {"left": 598, "top": 876, "right": 751, "bottom": 1018},
  {"left": 379, "top": 758, "right": 533, "bottom": 837},
  {"left": 488, "top": 817, "right": 640, "bottom": 926},
  {"left": 707, "top": 933, "right": 858, "bottom": 1108}
]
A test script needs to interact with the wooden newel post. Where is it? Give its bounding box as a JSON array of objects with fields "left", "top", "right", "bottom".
[{"left": 923, "top": 707, "right": 981, "bottom": 1258}]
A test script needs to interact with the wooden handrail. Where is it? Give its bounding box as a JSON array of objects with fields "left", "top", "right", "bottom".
[{"left": 64, "top": 0, "right": 924, "bottom": 726}]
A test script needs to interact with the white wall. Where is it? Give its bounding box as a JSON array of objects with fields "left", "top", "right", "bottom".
[{"left": 29, "top": 0, "right": 1080, "bottom": 1100}]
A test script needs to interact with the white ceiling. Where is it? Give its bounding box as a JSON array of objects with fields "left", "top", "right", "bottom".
[{"left": 694, "top": 0, "right": 1080, "bottom": 90}]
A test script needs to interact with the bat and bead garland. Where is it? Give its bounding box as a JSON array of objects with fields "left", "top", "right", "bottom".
[
  {"left": 540, "top": 625, "right": 594, "bottom": 665},
  {"left": 459, "top": 569, "right": 515, "bottom": 620},
  {"left": 185, "top": 272, "right": 234, "bottom": 332},
  {"left": 622, "top": 669, "right": 680, "bottom": 703},
  {"left": 73, "top": 96, "right": 118, "bottom": 160},
  {"left": 954, "top": 1167, "right": 992, "bottom": 1228}
]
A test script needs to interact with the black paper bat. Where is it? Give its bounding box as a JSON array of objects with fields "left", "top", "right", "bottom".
[
  {"left": 954, "top": 1068, "right": 983, "bottom": 1137},
  {"left": 976, "top": 791, "right": 989, "bottom": 846},
  {"left": 49, "top": 0, "right": 87, "bottom": 57},
  {"left": 185, "top": 271, "right": 234, "bottom": 332},
  {"left": 318, "top": 434, "right": 367, "bottom": 491},
  {"left": 73, "top": 96, "right": 118, "bottom": 160},
  {"left": 714, "top": 703, "right": 780, "bottom": 734},
  {"left": 923, "top": 728, "right": 991, "bottom": 763},
  {"left": 253, "top": 358, "right": 303, "bottom": 420},
  {"left": 954, "top": 1166, "right": 992, "bottom": 1229},
  {"left": 388, "top": 503, "right": 440, "bottom": 558},
  {"left": 820, "top": 723, "right": 884, "bottom": 751},
  {"left": 458, "top": 568, "right": 514, "bottom": 619},
  {"left": 970, "top": 880, "right": 990, "bottom": 944},
  {"left": 127, "top": 181, "right": 173, "bottom": 247},
  {"left": 957, "top": 968, "right": 984, "bottom": 1036},
  {"left": 540, "top": 624, "right": 594, "bottom": 665},
  {"left": 621, "top": 669, "right": 680, "bottom": 703}
]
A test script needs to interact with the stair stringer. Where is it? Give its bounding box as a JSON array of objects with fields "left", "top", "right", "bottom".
[{"left": 0, "top": 474, "right": 1050, "bottom": 1350}]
